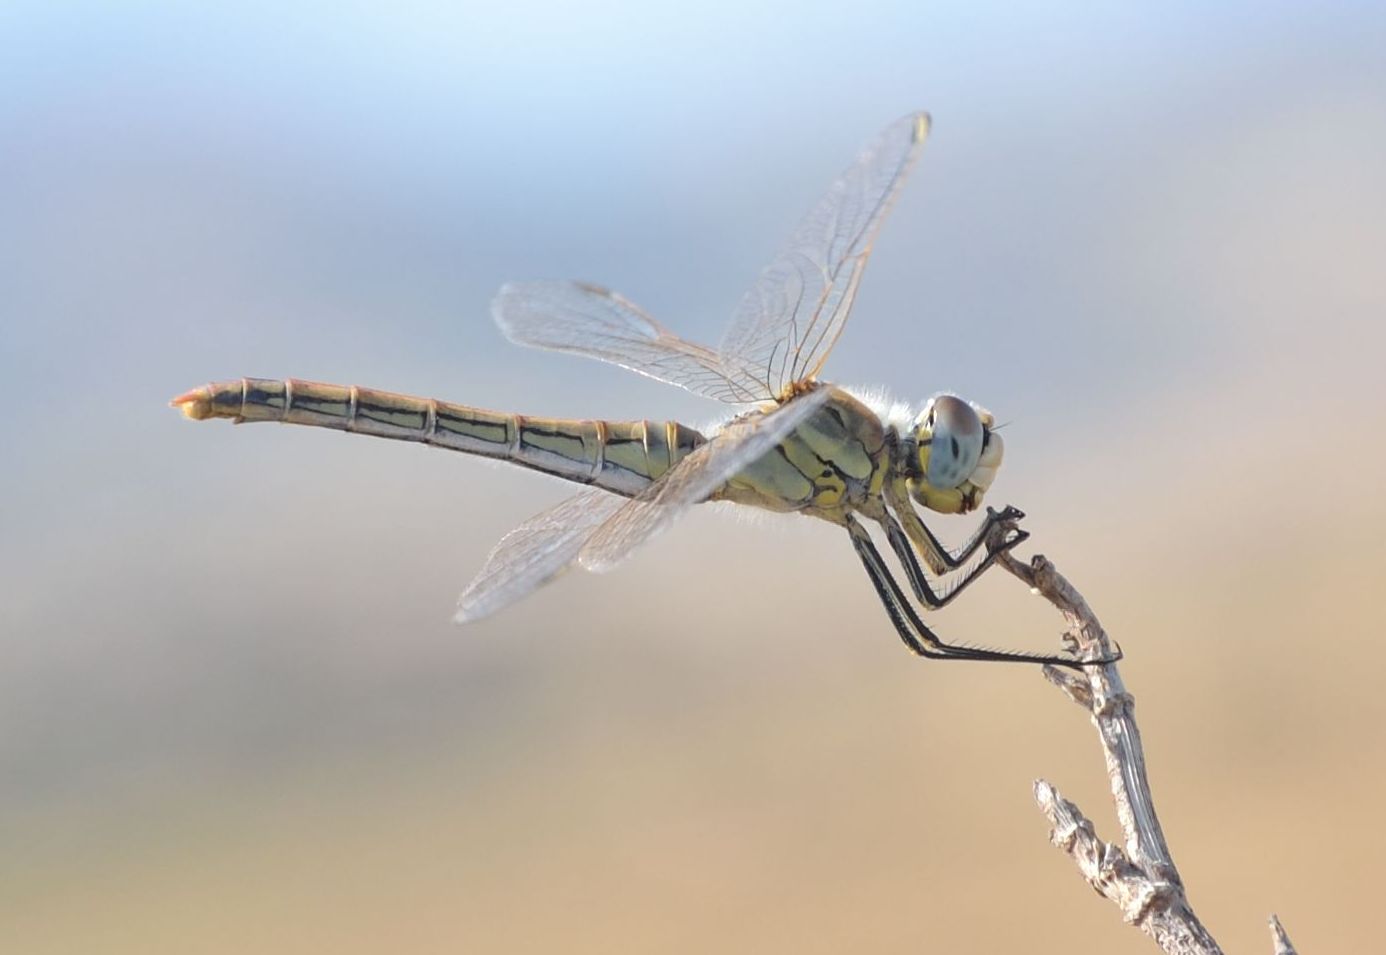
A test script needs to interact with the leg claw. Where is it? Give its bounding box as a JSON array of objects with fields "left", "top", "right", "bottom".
[{"left": 988, "top": 504, "right": 1026, "bottom": 523}]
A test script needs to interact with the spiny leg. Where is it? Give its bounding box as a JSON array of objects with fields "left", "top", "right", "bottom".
[
  {"left": 884, "top": 482, "right": 1022, "bottom": 575},
  {"left": 844, "top": 514, "right": 1102, "bottom": 668},
  {"left": 880, "top": 508, "right": 1026, "bottom": 610}
]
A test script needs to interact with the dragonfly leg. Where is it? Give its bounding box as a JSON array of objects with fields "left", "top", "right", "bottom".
[
  {"left": 884, "top": 481, "right": 1022, "bottom": 575},
  {"left": 879, "top": 508, "right": 1024, "bottom": 610},
  {"left": 844, "top": 514, "right": 1108, "bottom": 667}
]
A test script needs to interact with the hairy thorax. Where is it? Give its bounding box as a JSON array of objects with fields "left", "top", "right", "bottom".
[{"left": 713, "top": 386, "right": 889, "bottom": 519}]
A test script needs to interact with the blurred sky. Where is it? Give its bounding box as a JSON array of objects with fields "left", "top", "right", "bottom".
[{"left": 3, "top": 2, "right": 1385, "bottom": 952}]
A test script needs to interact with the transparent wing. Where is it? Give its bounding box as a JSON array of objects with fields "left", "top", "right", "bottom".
[
  {"left": 493, "top": 280, "right": 771, "bottom": 404},
  {"left": 720, "top": 112, "right": 929, "bottom": 397},
  {"left": 454, "top": 487, "right": 626, "bottom": 623},
  {"left": 578, "top": 387, "right": 834, "bottom": 572}
]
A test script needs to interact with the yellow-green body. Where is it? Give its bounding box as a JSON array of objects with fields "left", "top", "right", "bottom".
[
  {"left": 174, "top": 378, "right": 1001, "bottom": 541},
  {"left": 173, "top": 378, "right": 914, "bottom": 520}
]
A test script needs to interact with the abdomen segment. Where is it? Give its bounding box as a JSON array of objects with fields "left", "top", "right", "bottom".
[{"left": 171, "top": 377, "right": 704, "bottom": 497}]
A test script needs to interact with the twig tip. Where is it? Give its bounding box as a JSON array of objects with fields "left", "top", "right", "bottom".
[{"left": 1268, "top": 914, "right": 1297, "bottom": 955}]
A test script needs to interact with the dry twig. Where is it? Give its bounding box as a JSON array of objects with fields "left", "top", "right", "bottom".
[
  {"left": 1268, "top": 915, "right": 1297, "bottom": 955},
  {"left": 989, "top": 524, "right": 1297, "bottom": 954}
]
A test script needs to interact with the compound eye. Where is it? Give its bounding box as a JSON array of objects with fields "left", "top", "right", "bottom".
[{"left": 925, "top": 395, "right": 984, "bottom": 489}]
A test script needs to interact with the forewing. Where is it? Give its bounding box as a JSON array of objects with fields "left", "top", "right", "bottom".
[
  {"left": 720, "top": 112, "right": 929, "bottom": 396},
  {"left": 454, "top": 487, "right": 626, "bottom": 623},
  {"left": 493, "top": 280, "right": 771, "bottom": 403},
  {"left": 577, "top": 387, "right": 834, "bottom": 572}
]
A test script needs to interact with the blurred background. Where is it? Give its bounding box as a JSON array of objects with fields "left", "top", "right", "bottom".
[{"left": 3, "top": 1, "right": 1384, "bottom": 951}]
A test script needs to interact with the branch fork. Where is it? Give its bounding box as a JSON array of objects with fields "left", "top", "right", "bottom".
[{"left": 989, "top": 529, "right": 1297, "bottom": 955}]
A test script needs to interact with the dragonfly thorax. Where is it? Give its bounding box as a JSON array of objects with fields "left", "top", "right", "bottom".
[{"left": 903, "top": 394, "right": 1004, "bottom": 515}]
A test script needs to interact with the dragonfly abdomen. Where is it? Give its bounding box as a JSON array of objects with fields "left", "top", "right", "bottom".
[{"left": 171, "top": 377, "right": 705, "bottom": 497}]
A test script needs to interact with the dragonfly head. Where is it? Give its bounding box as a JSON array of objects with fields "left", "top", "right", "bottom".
[{"left": 907, "top": 394, "right": 1003, "bottom": 514}]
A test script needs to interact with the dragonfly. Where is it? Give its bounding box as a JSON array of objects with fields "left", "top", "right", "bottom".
[{"left": 173, "top": 112, "right": 1113, "bottom": 668}]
